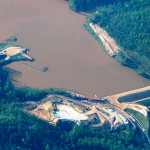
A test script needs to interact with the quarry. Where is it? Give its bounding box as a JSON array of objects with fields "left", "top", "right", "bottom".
[{"left": 22, "top": 86, "right": 150, "bottom": 140}]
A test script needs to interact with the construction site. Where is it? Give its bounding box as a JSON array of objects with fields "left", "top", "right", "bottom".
[{"left": 22, "top": 86, "right": 150, "bottom": 142}]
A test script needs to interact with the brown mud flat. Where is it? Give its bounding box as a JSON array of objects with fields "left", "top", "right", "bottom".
[{"left": 1, "top": 0, "right": 150, "bottom": 97}]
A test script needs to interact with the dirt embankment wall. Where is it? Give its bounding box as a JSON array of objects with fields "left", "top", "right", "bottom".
[{"left": 89, "top": 23, "right": 120, "bottom": 57}]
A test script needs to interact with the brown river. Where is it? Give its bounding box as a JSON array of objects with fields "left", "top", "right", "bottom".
[{"left": 0, "top": 0, "right": 150, "bottom": 97}]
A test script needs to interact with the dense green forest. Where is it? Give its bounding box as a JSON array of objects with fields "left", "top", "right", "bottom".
[
  {"left": 67, "top": 0, "right": 128, "bottom": 12},
  {"left": 0, "top": 67, "right": 150, "bottom": 149},
  {"left": 67, "top": 0, "right": 100, "bottom": 12}
]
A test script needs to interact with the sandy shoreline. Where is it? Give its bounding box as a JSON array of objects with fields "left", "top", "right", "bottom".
[{"left": 89, "top": 23, "right": 120, "bottom": 57}]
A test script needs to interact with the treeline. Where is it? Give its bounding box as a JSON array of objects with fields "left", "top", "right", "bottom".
[
  {"left": 67, "top": 0, "right": 129, "bottom": 12},
  {"left": 90, "top": 0, "right": 150, "bottom": 73}
]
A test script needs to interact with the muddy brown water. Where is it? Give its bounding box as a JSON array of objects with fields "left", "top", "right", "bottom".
[{"left": 1, "top": 0, "right": 150, "bottom": 97}]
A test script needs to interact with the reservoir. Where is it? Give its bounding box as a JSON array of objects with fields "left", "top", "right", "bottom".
[{"left": 0, "top": 0, "right": 150, "bottom": 97}]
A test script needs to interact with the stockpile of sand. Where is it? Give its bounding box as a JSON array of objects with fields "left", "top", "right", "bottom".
[
  {"left": 55, "top": 105, "right": 88, "bottom": 121},
  {"left": 4, "top": 46, "right": 26, "bottom": 56}
]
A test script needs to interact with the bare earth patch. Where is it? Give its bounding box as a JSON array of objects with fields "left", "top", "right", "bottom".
[{"left": 89, "top": 23, "right": 120, "bottom": 56}]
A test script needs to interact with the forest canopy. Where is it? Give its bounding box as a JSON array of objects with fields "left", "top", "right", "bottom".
[{"left": 68, "top": 0, "right": 129, "bottom": 12}]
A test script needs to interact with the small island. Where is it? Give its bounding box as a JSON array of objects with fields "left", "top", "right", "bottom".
[
  {"left": 6, "top": 36, "right": 18, "bottom": 42},
  {"left": 0, "top": 43, "right": 34, "bottom": 66}
]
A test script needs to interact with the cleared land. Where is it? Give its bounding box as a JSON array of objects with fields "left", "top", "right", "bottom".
[
  {"left": 22, "top": 88, "right": 149, "bottom": 132},
  {"left": 4, "top": 47, "right": 25, "bottom": 56},
  {"left": 21, "top": 86, "right": 150, "bottom": 142},
  {"left": 89, "top": 23, "right": 120, "bottom": 56},
  {"left": 0, "top": 44, "right": 34, "bottom": 65},
  {"left": 103, "top": 86, "right": 150, "bottom": 117}
]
